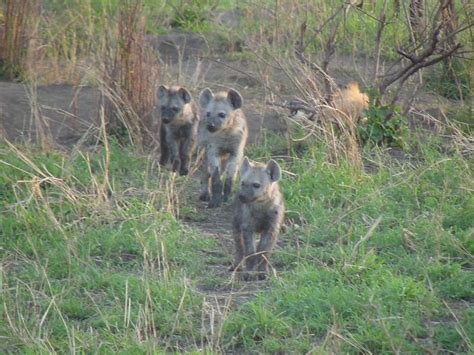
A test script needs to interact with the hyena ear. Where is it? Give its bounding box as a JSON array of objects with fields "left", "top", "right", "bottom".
[
  {"left": 199, "top": 88, "right": 213, "bottom": 108},
  {"left": 266, "top": 159, "right": 281, "bottom": 182},
  {"left": 179, "top": 87, "right": 192, "bottom": 104},
  {"left": 158, "top": 85, "right": 169, "bottom": 101},
  {"left": 241, "top": 156, "right": 251, "bottom": 174},
  {"left": 227, "top": 88, "right": 243, "bottom": 109}
]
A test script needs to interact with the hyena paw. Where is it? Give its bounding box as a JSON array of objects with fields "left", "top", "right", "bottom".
[
  {"left": 228, "top": 263, "right": 242, "bottom": 272},
  {"left": 256, "top": 264, "right": 270, "bottom": 280},
  {"left": 172, "top": 160, "right": 180, "bottom": 172},
  {"left": 242, "top": 271, "right": 258, "bottom": 281},
  {"left": 223, "top": 181, "right": 232, "bottom": 201},
  {"left": 179, "top": 167, "right": 189, "bottom": 176},
  {"left": 208, "top": 196, "right": 222, "bottom": 208},
  {"left": 199, "top": 191, "right": 210, "bottom": 202},
  {"left": 242, "top": 270, "right": 268, "bottom": 281}
]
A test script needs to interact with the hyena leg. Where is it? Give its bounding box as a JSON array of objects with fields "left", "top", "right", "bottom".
[
  {"left": 168, "top": 136, "right": 180, "bottom": 173},
  {"left": 255, "top": 229, "right": 278, "bottom": 278},
  {"left": 223, "top": 153, "right": 241, "bottom": 202},
  {"left": 198, "top": 147, "right": 210, "bottom": 201},
  {"left": 207, "top": 148, "right": 223, "bottom": 208},
  {"left": 243, "top": 229, "right": 257, "bottom": 271},
  {"left": 230, "top": 222, "right": 244, "bottom": 271},
  {"left": 159, "top": 126, "right": 169, "bottom": 166},
  {"left": 178, "top": 138, "right": 195, "bottom": 176},
  {"left": 199, "top": 170, "right": 210, "bottom": 201},
  {"left": 209, "top": 167, "right": 223, "bottom": 208}
]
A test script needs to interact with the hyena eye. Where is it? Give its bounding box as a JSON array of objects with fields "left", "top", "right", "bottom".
[
  {"left": 252, "top": 183, "right": 261, "bottom": 189},
  {"left": 172, "top": 107, "right": 179, "bottom": 112},
  {"left": 206, "top": 112, "right": 211, "bottom": 118},
  {"left": 218, "top": 112, "right": 226, "bottom": 118}
]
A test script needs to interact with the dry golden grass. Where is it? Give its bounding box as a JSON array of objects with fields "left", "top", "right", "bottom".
[
  {"left": 101, "top": 1, "right": 159, "bottom": 152},
  {"left": 0, "top": 0, "right": 40, "bottom": 79}
]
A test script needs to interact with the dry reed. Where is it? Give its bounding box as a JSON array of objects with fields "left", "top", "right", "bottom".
[
  {"left": 101, "top": 1, "right": 159, "bottom": 152},
  {"left": 0, "top": 0, "right": 41, "bottom": 79}
]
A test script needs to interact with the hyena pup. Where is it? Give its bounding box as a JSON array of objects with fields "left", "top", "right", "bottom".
[
  {"left": 232, "top": 157, "right": 285, "bottom": 279},
  {"left": 158, "top": 85, "right": 199, "bottom": 176},
  {"left": 198, "top": 88, "right": 248, "bottom": 208}
]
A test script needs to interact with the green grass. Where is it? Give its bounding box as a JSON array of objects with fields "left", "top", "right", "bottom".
[
  {"left": 38, "top": 0, "right": 472, "bottom": 60},
  {"left": 1, "top": 0, "right": 473, "bottom": 351},
  {"left": 0, "top": 142, "right": 215, "bottom": 352},
  {"left": 225, "top": 140, "right": 473, "bottom": 353},
  {"left": 1, "top": 134, "right": 472, "bottom": 353}
]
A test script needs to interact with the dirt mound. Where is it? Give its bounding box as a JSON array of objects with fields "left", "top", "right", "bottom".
[
  {"left": 0, "top": 82, "right": 99, "bottom": 145},
  {"left": 0, "top": 56, "right": 286, "bottom": 148}
]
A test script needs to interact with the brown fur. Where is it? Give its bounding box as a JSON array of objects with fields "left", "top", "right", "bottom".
[
  {"left": 199, "top": 88, "right": 248, "bottom": 208},
  {"left": 231, "top": 157, "right": 284, "bottom": 280},
  {"left": 289, "top": 82, "right": 369, "bottom": 125},
  {"left": 331, "top": 82, "right": 369, "bottom": 122},
  {"left": 158, "top": 85, "right": 199, "bottom": 176}
]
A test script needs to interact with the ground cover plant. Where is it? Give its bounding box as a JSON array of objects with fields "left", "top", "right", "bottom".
[{"left": 1, "top": 0, "right": 472, "bottom": 353}]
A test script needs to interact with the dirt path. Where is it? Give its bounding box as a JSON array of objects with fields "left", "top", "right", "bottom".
[
  {"left": 178, "top": 176, "right": 269, "bottom": 346},
  {"left": 0, "top": 79, "right": 275, "bottom": 350},
  {"left": 0, "top": 41, "right": 283, "bottom": 343}
]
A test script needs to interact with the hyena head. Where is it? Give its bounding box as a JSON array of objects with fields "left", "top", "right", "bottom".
[
  {"left": 238, "top": 157, "right": 281, "bottom": 203},
  {"left": 199, "top": 88, "right": 243, "bottom": 133},
  {"left": 158, "top": 85, "right": 192, "bottom": 124}
]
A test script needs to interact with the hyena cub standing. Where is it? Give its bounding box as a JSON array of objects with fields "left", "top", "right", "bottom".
[
  {"left": 232, "top": 157, "right": 284, "bottom": 279},
  {"left": 158, "top": 85, "right": 199, "bottom": 176},
  {"left": 199, "top": 88, "right": 248, "bottom": 208}
]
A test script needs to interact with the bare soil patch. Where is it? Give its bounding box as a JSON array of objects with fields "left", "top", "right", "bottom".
[{"left": 0, "top": 81, "right": 100, "bottom": 145}]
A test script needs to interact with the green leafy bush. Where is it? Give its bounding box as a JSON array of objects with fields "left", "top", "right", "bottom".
[{"left": 358, "top": 103, "right": 408, "bottom": 148}]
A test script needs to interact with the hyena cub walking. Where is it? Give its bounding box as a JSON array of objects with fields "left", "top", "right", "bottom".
[
  {"left": 232, "top": 157, "right": 284, "bottom": 279},
  {"left": 199, "top": 88, "right": 248, "bottom": 208},
  {"left": 158, "top": 85, "right": 199, "bottom": 176}
]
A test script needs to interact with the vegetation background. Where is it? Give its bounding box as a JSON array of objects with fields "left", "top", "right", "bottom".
[{"left": 0, "top": 0, "right": 472, "bottom": 353}]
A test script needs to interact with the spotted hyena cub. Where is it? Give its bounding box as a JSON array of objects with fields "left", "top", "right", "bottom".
[
  {"left": 198, "top": 88, "right": 248, "bottom": 208},
  {"left": 158, "top": 85, "right": 199, "bottom": 176},
  {"left": 231, "top": 157, "right": 285, "bottom": 279}
]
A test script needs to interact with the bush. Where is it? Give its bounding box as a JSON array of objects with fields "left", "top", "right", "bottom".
[{"left": 358, "top": 103, "right": 408, "bottom": 148}]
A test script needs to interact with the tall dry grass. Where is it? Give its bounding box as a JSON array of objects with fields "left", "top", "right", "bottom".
[
  {"left": 257, "top": 53, "right": 364, "bottom": 170},
  {"left": 0, "top": 0, "right": 41, "bottom": 79},
  {"left": 238, "top": 0, "right": 365, "bottom": 169},
  {"left": 101, "top": 1, "right": 159, "bottom": 152},
  {"left": 1, "top": 0, "right": 160, "bottom": 152}
]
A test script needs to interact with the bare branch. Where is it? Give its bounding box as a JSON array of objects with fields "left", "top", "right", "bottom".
[
  {"left": 373, "top": 0, "right": 389, "bottom": 84},
  {"left": 396, "top": 49, "right": 417, "bottom": 63},
  {"left": 377, "top": 5, "right": 462, "bottom": 96},
  {"left": 294, "top": 42, "right": 339, "bottom": 104}
]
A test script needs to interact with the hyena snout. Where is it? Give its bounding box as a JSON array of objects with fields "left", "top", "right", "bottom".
[
  {"left": 158, "top": 85, "right": 192, "bottom": 124},
  {"left": 200, "top": 88, "right": 244, "bottom": 134},
  {"left": 206, "top": 122, "right": 217, "bottom": 132},
  {"left": 161, "top": 106, "right": 180, "bottom": 124},
  {"left": 238, "top": 192, "right": 249, "bottom": 203},
  {"left": 205, "top": 114, "right": 227, "bottom": 132},
  {"left": 238, "top": 157, "right": 282, "bottom": 203},
  {"left": 198, "top": 87, "right": 247, "bottom": 208},
  {"left": 238, "top": 184, "right": 259, "bottom": 203},
  {"left": 158, "top": 85, "right": 197, "bottom": 176}
]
